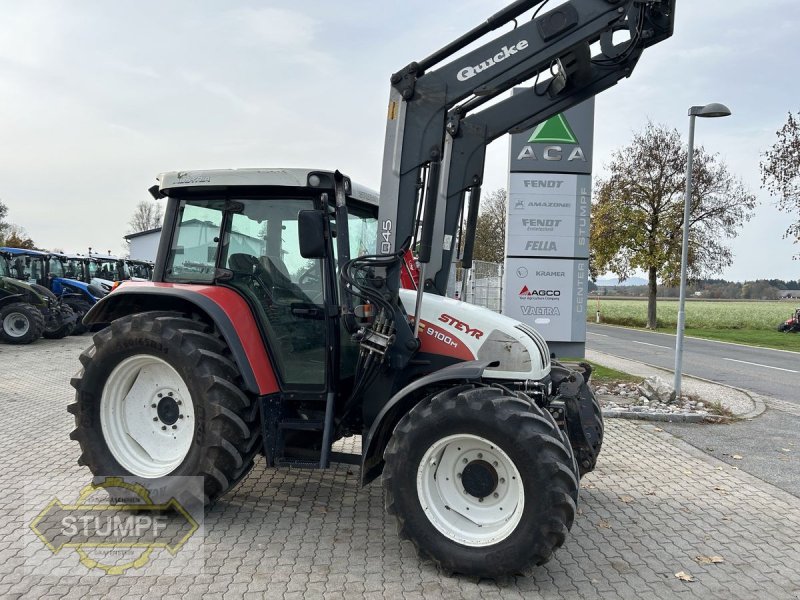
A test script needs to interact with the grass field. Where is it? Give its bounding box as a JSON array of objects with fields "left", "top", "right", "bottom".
[{"left": 590, "top": 299, "right": 800, "bottom": 352}]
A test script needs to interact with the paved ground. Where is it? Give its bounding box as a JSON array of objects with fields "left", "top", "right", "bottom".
[
  {"left": 587, "top": 323, "right": 800, "bottom": 402},
  {"left": 1, "top": 336, "right": 800, "bottom": 599}
]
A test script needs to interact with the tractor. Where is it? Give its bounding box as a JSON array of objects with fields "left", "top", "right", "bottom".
[
  {"left": 69, "top": 0, "right": 676, "bottom": 577},
  {"left": 0, "top": 250, "right": 75, "bottom": 342},
  {"left": 2, "top": 248, "right": 102, "bottom": 335},
  {"left": 778, "top": 308, "right": 800, "bottom": 333}
]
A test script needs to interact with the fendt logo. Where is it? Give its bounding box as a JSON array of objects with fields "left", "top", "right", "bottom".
[
  {"left": 523, "top": 179, "right": 564, "bottom": 189},
  {"left": 522, "top": 219, "right": 563, "bottom": 230},
  {"left": 517, "top": 113, "right": 587, "bottom": 163},
  {"left": 519, "top": 286, "right": 561, "bottom": 298},
  {"left": 457, "top": 40, "right": 529, "bottom": 82}
]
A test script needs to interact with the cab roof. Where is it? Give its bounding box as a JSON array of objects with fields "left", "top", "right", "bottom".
[{"left": 156, "top": 168, "right": 379, "bottom": 207}]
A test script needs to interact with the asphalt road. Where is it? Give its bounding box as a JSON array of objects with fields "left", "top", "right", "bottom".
[
  {"left": 586, "top": 324, "right": 800, "bottom": 498},
  {"left": 586, "top": 324, "right": 800, "bottom": 403}
]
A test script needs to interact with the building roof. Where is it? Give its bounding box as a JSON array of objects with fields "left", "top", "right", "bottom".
[{"left": 125, "top": 227, "right": 162, "bottom": 241}]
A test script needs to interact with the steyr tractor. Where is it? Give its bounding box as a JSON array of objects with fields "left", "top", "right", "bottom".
[{"left": 69, "top": 0, "right": 676, "bottom": 577}]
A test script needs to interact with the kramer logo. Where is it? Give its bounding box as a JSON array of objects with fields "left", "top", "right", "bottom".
[
  {"left": 457, "top": 40, "right": 529, "bottom": 82},
  {"left": 517, "top": 113, "right": 587, "bottom": 163}
]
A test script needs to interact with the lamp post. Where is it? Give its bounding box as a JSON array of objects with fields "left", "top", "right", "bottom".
[{"left": 674, "top": 103, "right": 732, "bottom": 398}]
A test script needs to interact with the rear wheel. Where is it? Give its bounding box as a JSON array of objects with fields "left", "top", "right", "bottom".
[
  {"left": 43, "top": 304, "right": 76, "bottom": 339},
  {"left": 68, "top": 311, "right": 262, "bottom": 504},
  {"left": 0, "top": 302, "right": 45, "bottom": 344},
  {"left": 383, "top": 385, "right": 578, "bottom": 577}
]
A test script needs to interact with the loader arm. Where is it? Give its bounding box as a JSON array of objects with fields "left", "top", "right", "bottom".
[{"left": 377, "top": 0, "right": 676, "bottom": 299}]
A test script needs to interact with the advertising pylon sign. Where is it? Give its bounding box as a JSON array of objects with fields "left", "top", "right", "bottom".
[{"left": 503, "top": 96, "right": 594, "bottom": 358}]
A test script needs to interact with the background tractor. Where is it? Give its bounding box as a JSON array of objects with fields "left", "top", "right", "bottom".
[
  {"left": 0, "top": 250, "right": 73, "bottom": 342},
  {"left": 778, "top": 308, "right": 800, "bottom": 333},
  {"left": 68, "top": 0, "right": 676, "bottom": 577}
]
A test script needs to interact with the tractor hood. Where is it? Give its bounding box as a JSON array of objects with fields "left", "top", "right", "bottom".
[{"left": 400, "top": 289, "right": 551, "bottom": 382}]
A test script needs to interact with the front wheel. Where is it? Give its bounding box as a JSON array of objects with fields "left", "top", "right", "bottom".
[
  {"left": 68, "top": 311, "right": 262, "bottom": 504},
  {"left": 383, "top": 386, "right": 579, "bottom": 577},
  {"left": 0, "top": 302, "right": 45, "bottom": 344}
]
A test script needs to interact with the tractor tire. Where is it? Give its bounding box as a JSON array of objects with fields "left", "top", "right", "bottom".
[
  {"left": 43, "top": 304, "right": 76, "bottom": 339},
  {"left": 68, "top": 311, "right": 262, "bottom": 505},
  {"left": 383, "top": 385, "right": 579, "bottom": 578},
  {"left": 64, "top": 298, "right": 93, "bottom": 335},
  {"left": 0, "top": 302, "right": 45, "bottom": 344},
  {"left": 578, "top": 381, "right": 604, "bottom": 478}
]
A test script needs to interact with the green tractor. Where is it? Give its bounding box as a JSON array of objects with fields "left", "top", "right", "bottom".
[{"left": 0, "top": 250, "right": 76, "bottom": 343}]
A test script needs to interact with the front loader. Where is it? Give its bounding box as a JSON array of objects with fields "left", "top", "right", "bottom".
[{"left": 69, "top": 0, "right": 676, "bottom": 577}]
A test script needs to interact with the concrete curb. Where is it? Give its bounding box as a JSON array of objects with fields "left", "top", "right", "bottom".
[
  {"left": 588, "top": 350, "right": 767, "bottom": 421},
  {"left": 602, "top": 409, "right": 730, "bottom": 424}
]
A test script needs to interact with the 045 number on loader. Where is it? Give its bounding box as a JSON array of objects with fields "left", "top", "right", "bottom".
[{"left": 69, "top": 0, "right": 675, "bottom": 577}]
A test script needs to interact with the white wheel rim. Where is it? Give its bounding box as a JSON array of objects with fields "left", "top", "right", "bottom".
[
  {"left": 3, "top": 312, "right": 30, "bottom": 338},
  {"left": 417, "top": 434, "right": 525, "bottom": 547},
  {"left": 100, "top": 354, "right": 195, "bottom": 478}
]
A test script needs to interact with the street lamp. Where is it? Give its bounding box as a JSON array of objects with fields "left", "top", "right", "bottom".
[{"left": 674, "top": 103, "right": 732, "bottom": 398}]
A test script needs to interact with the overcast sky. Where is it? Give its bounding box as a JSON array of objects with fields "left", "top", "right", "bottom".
[{"left": 0, "top": 0, "right": 797, "bottom": 281}]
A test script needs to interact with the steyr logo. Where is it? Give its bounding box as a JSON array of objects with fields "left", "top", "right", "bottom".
[
  {"left": 457, "top": 40, "right": 529, "bottom": 82},
  {"left": 517, "top": 112, "right": 586, "bottom": 163},
  {"left": 438, "top": 314, "right": 484, "bottom": 339}
]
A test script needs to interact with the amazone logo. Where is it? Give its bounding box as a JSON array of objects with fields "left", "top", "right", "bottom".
[{"left": 457, "top": 40, "right": 529, "bottom": 82}]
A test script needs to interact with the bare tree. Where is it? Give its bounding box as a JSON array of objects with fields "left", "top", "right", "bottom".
[
  {"left": 760, "top": 111, "right": 800, "bottom": 257},
  {"left": 128, "top": 200, "right": 163, "bottom": 233},
  {"left": 591, "top": 122, "right": 756, "bottom": 329},
  {"left": 472, "top": 189, "right": 507, "bottom": 264},
  {"left": 0, "top": 199, "right": 8, "bottom": 243}
]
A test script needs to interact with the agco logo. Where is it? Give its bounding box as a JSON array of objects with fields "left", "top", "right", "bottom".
[
  {"left": 519, "top": 286, "right": 561, "bottom": 298},
  {"left": 517, "top": 113, "right": 587, "bottom": 163}
]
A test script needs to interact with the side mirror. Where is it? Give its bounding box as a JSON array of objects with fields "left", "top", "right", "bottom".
[{"left": 298, "top": 210, "right": 326, "bottom": 258}]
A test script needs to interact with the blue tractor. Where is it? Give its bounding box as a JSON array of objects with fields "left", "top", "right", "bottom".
[{"left": 1, "top": 248, "right": 104, "bottom": 335}]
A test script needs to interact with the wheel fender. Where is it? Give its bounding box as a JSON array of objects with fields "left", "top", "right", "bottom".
[
  {"left": 83, "top": 282, "right": 279, "bottom": 396},
  {"left": 360, "top": 360, "right": 496, "bottom": 486}
]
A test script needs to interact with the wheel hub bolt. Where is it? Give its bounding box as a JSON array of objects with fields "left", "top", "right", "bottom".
[
  {"left": 457, "top": 473, "right": 462, "bottom": 479},
  {"left": 463, "top": 458, "right": 468, "bottom": 464},
  {"left": 493, "top": 493, "right": 499, "bottom": 498},
  {"left": 500, "top": 478, "right": 505, "bottom": 484},
  {"left": 158, "top": 393, "right": 163, "bottom": 398},
  {"left": 493, "top": 461, "right": 498, "bottom": 467},
  {"left": 151, "top": 404, "right": 156, "bottom": 408},
  {"left": 177, "top": 400, "right": 182, "bottom": 406},
  {"left": 153, "top": 417, "right": 158, "bottom": 422},
  {"left": 179, "top": 415, "right": 184, "bottom": 419},
  {"left": 172, "top": 425, "right": 177, "bottom": 430},
  {"left": 479, "top": 497, "right": 484, "bottom": 503},
  {"left": 161, "top": 426, "right": 166, "bottom": 431},
  {"left": 477, "top": 453, "right": 483, "bottom": 459},
  {"left": 168, "top": 392, "right": 173, "bottom": 397}
]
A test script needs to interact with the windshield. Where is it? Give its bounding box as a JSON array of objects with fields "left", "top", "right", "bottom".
[
  {"left": 9, "top": 255, "right": 46, "bottom": 285},
  {"left": 63, "top": 258, "right": 84, "bottom": 280},
  {"left": 88, "top": 259, "right": 121, "bottom": 281},
  {"left": 127, "top": 262, "right": 152, "bottom": 279}
]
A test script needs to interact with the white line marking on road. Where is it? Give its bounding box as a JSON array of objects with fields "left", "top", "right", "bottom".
[
  {"left": 722, "top": 358, "right": 799, "bottom": 374},
  {"left": 633, "top": 341, "right": 671, "bottom": 350},
  {"left": 587, "top": 332, "right": 609, "bottom": 337}
]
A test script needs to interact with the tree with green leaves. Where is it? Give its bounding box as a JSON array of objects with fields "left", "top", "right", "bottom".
[
  {"left": 591, "top": 122, "right": 756, "bottom": 329},
  {"left": 2, "top": 224, "right": 36, "bottom": 249},
  {"left": 760, "top": 111, "right": 800, "bottom": 257},
  {"left": 472, "top": 189, "right": 507, "bottom": 264}
]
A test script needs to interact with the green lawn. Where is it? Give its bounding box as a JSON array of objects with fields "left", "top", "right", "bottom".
[{"left": 591, "top": 299, "right": 800, "bottom": 352}]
